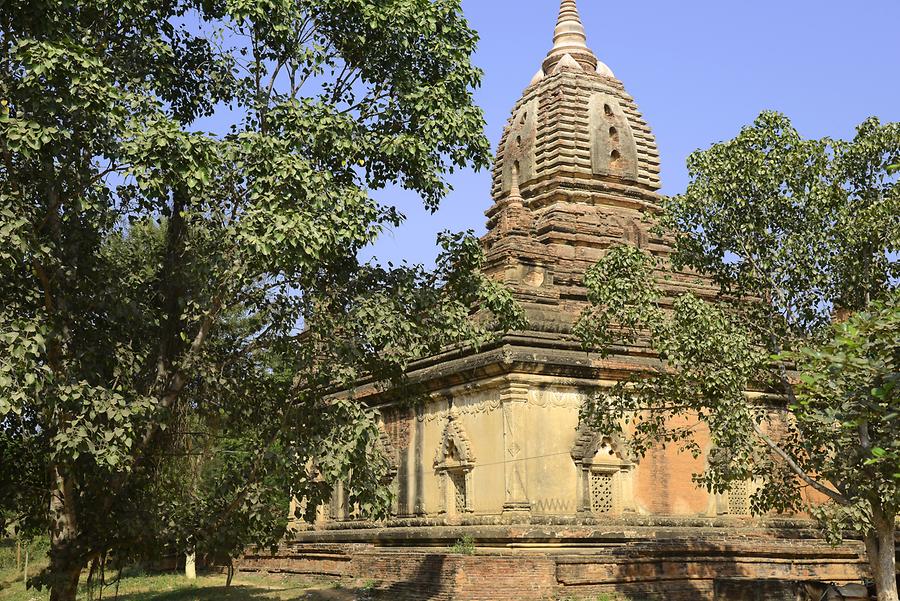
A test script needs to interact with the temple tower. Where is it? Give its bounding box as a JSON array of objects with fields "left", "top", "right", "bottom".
[
  {"left": 483, "top": 0, "right": 667, "bottom": 333},
  {"left": 353, "top": 0, "right": 716, "bottom": 526},
  {"left": 253, "top": 4, "right": 873, "bottom": 598}
]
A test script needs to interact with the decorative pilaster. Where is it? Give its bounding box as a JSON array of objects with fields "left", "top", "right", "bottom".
[{"left": 501, "top": 380, "right": 531, "bottom": 515}]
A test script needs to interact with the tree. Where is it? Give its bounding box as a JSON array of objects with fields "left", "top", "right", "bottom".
[
  {"left": 576, "top": 112, "right": 899, "bottom": 600},
  {"left": 0, "top": 1, "right": 522, "bottom": 600},
  {"left": 793, "top": 296, "right": 900, "bottom": 596}
]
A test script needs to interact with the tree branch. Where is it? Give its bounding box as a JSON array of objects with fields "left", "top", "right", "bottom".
[{"left": 750, "top": 420, "right": 848, "bottom": 504}]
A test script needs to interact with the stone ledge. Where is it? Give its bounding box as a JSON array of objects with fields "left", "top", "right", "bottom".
[{"left": 291, "top": 518, "right": 846, "bottom": 547}]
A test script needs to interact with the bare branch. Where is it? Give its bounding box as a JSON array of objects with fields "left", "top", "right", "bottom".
[{"left": 750, "top": 420, "right": 848, "bottom": 505}]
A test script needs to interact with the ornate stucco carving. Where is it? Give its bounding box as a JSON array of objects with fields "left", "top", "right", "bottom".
[
  {"left": 418, "top": 399, "right": 501, "bottom": 424},
  {"left": 528, "top": 389, "right": 584, "bottom": 409},
  {"left": 376, "top": 422, "right": 400, "bottom": 484},
  {"left": 434, "top": 413, "right": 476, "bottom": 469},
  {"left": 571, "top": 425, "right": 635, "bottom": 466},
  {"left": 434, "top": 413, "right": 476, "bottom": 515},
  {"left": 418, "top": 389, "right": 581, "bottom": 426}
]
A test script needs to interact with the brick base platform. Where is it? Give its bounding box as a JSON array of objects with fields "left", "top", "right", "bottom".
[{"left": 237, "top": 520, "right": 886, "bottom": 600}]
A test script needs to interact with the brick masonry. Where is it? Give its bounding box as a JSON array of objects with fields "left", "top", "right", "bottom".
[{"left": 239, "top": 526, "right": 880, "bottom": 601}]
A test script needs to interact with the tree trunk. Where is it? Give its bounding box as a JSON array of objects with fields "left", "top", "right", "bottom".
[
  {"left": 865, "top": 508, "right": 898, "bottom": 601},
  {"left": 48, "top": 466, "right": 83, "bottom": 601},
  {"left": 48, "top": 566, "right": 81, "bottom": 601},
  {"left": 226, "top": 560, "right": 234, "bottom": 588}
]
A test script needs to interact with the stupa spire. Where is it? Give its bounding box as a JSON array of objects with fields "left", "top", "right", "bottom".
[
  {"left": 551, "top": 0, "right": 589, "bottom": 55},
  {"left": 542, "top": 0, "right": 599, "bottom": 74},
  {"left": 508, "top": 162, "right": 523, "bottom": 203}
]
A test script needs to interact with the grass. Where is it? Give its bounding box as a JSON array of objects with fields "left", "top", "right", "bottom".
[
  {"left": 558, "top": 593, "right": 655, "bottom": 601},
  {"left": 1, "top": 570, "right": 351, "bottom": 601},
  {"left": 0, "top": 541, "right": 354, "bottom": 601},
  {"left": 448, "top": 535, "right": 476, "bottom": 555}
]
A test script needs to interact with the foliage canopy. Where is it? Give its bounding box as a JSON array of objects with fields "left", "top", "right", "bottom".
[
  {"left": 576, "top": 112, "right": 899, "bottom": 599},
  {"left": 0, "top": 0, "right": 522, "bottom": 598}
]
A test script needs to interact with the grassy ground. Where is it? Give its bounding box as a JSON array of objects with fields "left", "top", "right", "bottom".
[
  {"left": 0, "top": 541, "right": 631, "bottom": 601},
  {"left": 0, "top": 540, "right": 361, "bottom": 600},
  {"left": 1, "top": 571, "right": 360, "bottom": 601}
]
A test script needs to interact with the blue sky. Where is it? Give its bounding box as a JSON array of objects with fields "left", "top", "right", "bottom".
[{"left": 365, "top": 0, "right": 900, "bottom": 266}]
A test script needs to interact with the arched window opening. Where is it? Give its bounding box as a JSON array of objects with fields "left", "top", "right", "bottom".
[
  {"left": 572, "top": 427, "right": 636, "bottom": 516},
  {"left": 434, "top": 414, "right": 476, "bottom": 515}
]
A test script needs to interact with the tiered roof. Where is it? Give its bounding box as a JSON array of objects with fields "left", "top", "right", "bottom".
[{"left": 483, "top": 0, "right": 671, "bottom": 332}]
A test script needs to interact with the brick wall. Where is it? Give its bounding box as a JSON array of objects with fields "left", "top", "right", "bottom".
[
  {"left": 349, "top": 552, "right": 557, "bottom": 601},
  {"left": 555, "top": 539, "right": 868, "bottom": 601},
  {"left": 452, "top": 556, "right": 556, "bottom": 601},
  {"left": 352, "top": 552, "right": 457, "bottom": 600},
  {"left": 383, "top": 407, "right": 412, "bottom": 452},
  {"left": 240, "top": 543, "right": 358, "bottom": 578},
  {"left": 240, "top": 536, "right": 873, "bottom": 601}
]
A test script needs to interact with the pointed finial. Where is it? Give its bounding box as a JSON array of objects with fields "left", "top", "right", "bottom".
[
  {"left": 553, "top": 0, "right": 588, "bottom": 52},
  {"left": 508, "top": 161, "right": 524, "bottom": 207},
  {"left": 543, "top": 0, "right": 598, "bottom": 74}
]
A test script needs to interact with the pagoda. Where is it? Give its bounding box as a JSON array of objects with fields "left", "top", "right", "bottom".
[{"left": 246, "top": 3, "right": 873, "bottom": 598}]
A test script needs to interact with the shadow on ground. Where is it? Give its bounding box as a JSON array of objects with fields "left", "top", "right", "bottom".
[
  {"left": 113, "top": 584, "right": 364, "bottom": 601},
  {"left": 0, "top": 574, "right": 21, "bottom": 592}
]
